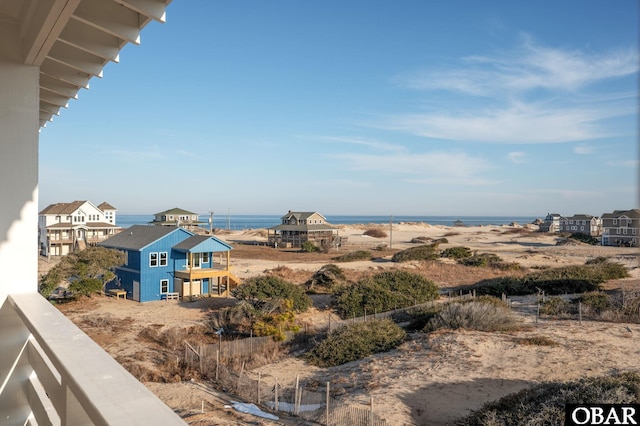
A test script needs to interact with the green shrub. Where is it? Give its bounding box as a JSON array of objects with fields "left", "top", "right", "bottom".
[
  {"left": 458, "top": 253, "right": 519, "bottom": 270},
  {"left": 457, "top": 372, "right": 640, "bottom": 425},
  {"left": 68, "top": 277, "right": 103, "bottom": 297},
  {"left": 363, "top": 228, "right": 387, "bottom": 238},
  {"left": 39, "top": 246, "right": 125, "bottom": 298},
  {"left": 392, "top": 244, "right": 439, "bottom": 262},
  {"left": 333, "top": 250, "right": 372, "bottom": 262},
  {"left": 578, "top": 292, "right": 612, "bottom": 314},
  {"left": 425, "top": 300, "right": 520, "bottom": 332},
  {"left": 231, "top": 276, "right": 312, "bottom": 312},
  {"left": 332, "top": 271, "right": 439, "bottom": 318},
  {"left": 471, "top": 260, "right": 628, "bottom": 296},
  {"left": 304, "top": 319, "right": 406, "bottom": 367},
  {"left": 539, "top": 297, "right": 572, "bottom": 316},
  {"left": 305, "top": 264, "right": 346, "bottom": 290},
  {"left": 400, "top": 304, "right": 442, "bottom": 332},
  {"left": 569, "top": 233, "right": 600, "bottom": 245},
  {"left": 301, "top": 241, "right": 320, "bottom": 252},
  {"left": 410, "top": 236, "right": 431, "bottom": 244},
  {"left": 440, "top": 246, "right": 472, "bottom": 259}
]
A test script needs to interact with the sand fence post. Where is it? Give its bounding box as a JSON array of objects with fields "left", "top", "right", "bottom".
[
  {"left": 275, "top": 376, "right": 279, "bottom": 412},
  {"left": 257, "top": 371, "right": 261, "bottom": 405},
  {"left": 294, "top": 374, "right": 300, "bottom": 415},
  {"left": 579, "top": 302, "right": 582, "bottom": 325},
  {"left": 215, "top": 350, "right": 219, "bottom": 381},
  {"left": 536, "top": 303, "right": 540, "bottom": 324},
  {"left": 326, "top": 381, "right": 330, "bottom": 426},
  {"left": 370, "top": 397, "right": 374, "bottom": 426},
  {"left": 237, "top": 361, "right": 245, "bottom": 394}
]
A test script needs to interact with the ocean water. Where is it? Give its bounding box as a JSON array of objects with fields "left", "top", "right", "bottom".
[{"left": 116, "top": 214, "right": 540, "bottom": 230}]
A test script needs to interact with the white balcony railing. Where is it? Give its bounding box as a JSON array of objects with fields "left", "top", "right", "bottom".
[{"left": 0, "top": 293, "right": 186, "bottom": 426}]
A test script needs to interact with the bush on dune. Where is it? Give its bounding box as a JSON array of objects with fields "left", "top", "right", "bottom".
[
  {"left": 332, "top": 270, "right": 439, "bottom": 318},
  {"left": 392, "top": 244, "right": 439, "bottom": 262},
  {"left": 304, "top": 319, "right": 406, "bottom": 367},
  {"left": 471, "top": 260, "right": 628, "bottom": 296},
  {"left": 231, "top": 275, "right": 312, "bottom": 312},
  {"left": 457, "top": 372, "right": 640, "bottom": 425},
  {"left": 424, "top": 297, "right": 520, "bottom": 332}
]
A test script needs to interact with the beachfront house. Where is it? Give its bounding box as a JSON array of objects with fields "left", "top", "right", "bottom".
[
  {"left": 1, "top": 1, "right": 185, "bottom": 423},
  {"left": 558, "top": 214, "right": 602, "bottom": 237},
  {"left": 267, "top": 210, "right": 340, "bottom": 248},
  {"left": 151, "top": 207, "right": 205, "bottom": 231},
  {"left": 38, "top": 200, "right": 121, "bottom": 256},
  {"left": 601, "top": 209, "right": 640, "bottom": 247},
  {"left": 99, "top": 225, "right": 240, "bottom": 302},
  {"left": 539, "top": 213, "right": 563, "bottom": 233}
]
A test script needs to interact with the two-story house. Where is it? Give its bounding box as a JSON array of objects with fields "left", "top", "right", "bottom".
[
  {"left": 267, "top": 211, "right": 339, "bottom": 248},
  {"left": 601, "top": 209, "right": 640, "bottom": 247},
  {"left": 539, "top": 213, "right": 563, "bottom": 233},
  {"left": 150, "top": 207, "right": 204, "bottom": 231},
  {"left": 38, "top": 200, "right": 121, "bottom": 256},
  {"left": 99, "top": 225, "right": 240, "bottom": 302},
  {"left": 558, "top": 214, "right": 602, "bottom": 237}
]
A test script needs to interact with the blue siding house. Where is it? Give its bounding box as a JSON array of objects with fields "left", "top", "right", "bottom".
[{"left": 99, "top": 225, "right": 239, "bottom": 302}]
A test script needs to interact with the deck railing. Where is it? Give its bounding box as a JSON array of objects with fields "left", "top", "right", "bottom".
[{"left": 0, "top": 292, "right": 186, "bottom": 426}]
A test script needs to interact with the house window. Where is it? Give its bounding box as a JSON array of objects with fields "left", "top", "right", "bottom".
[
  {"left": 613, "top": 219, "right": 618, "bottom": 224},
  {"left": 623, "top": 229, "right": 627, "bottom": 235},
  {"left": 202, "top": 252, "right": 209, "bottom": 263},
  {"left": 633, "top": 229, "right": 637, "bottom": 235},
  {"left": 159, "top": 252, "right": 168, "bottom": 266},
  {"left": 150, "top": 252, "right": 158, "bottom": 267},
  {"left": 580, "top": 226, "right": 584, "bottom": 231},
  {"left": 188, "top": 253, "right": 201, "bottom": 268},
  {"left": 617, "top": 229, "right": 621, "bottom": 234},
  {"left": 160, "top": 279, "right": 169, "bottom": 294}
]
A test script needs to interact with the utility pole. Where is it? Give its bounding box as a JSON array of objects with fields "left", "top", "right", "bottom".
[
  {"left": 389, "top": 215, "right": 393, "bottom": 249},
  {"left": 209, "top": 211, "right": 214, "bottom": 234}
]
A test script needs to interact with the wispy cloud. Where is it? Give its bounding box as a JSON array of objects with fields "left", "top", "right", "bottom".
[
  {"left": 312, "top": 179, "right": 371, "bottom": 188},
  {"left": 507, "top": 152, "right": 526, "bottom": 163},
  {"left": 386, "top": 36, "right": 638, "bottom": 145},
  {"left": 605, "top": 159, "right": 639, "bottom": 168},
  {"left": 398, "top": 36, "right": 638, "bottom": 95},
  {"left": 330, "top": 151, "right": 491, "bottom": 179},
  {"left": 573, "top": 145, "right": 595, "bottom": 154},
  {"left": 382, "top": 103, "right": 609, "bottom": 143},
  {"left": 531, "top": 188, "right": 603, "bottom": 199},
  {"left": 109, "top": 147, "right": 165, "bottom": 160},
  {"left": 176, "top": 149, "right": 198, "bottom": 158},
  {"left": 304, "top": 135, "right": 404, "bottom": 152}
]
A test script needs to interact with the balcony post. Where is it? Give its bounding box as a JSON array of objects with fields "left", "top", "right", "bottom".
[{"left": 0, "top": 61, "right": 40, "bottom": 305}]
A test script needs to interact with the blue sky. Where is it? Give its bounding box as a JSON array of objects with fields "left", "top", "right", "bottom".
[{"left": 39, "top": 1, "right": 639, "bottom": 216}]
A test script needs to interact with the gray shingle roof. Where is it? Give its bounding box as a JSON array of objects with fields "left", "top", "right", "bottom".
[{"left": 99, "top": 225, "right": 189, "bottom": 251}]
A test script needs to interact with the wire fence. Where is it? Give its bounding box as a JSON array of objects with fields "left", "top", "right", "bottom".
[{"left": 185, "top": 347, "right": 387, "bottom": 426}]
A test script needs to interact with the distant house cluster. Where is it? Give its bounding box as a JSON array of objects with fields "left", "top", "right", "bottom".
[
  {"left": 38, "top": 201, "right": 120, "bottom": 256},
  {"left": 540, "top": 209, "right": 639, "bottom": 247}
]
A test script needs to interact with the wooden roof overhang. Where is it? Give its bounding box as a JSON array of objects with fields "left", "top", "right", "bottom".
[{"left": 0, "top": 0, "right": 172, "bottom": 128}]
